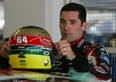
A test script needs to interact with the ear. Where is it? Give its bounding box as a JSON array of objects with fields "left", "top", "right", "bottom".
[{"left": 81, "top": 22, "right": 87, "bottom": 31}]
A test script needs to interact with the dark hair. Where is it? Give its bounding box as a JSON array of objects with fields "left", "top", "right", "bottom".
[{"left": 60, "top": 3, "right": 86, "bottom": 24}]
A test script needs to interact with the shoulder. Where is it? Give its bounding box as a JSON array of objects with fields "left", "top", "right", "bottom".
[
  {"left": 83, "top": 41, "right": 110, "bottom": 57},
  {"left": 81, "top": 41, "right": 99, "bottom": 51},
  {"left": 83, "top": 41, "right": 107, "bottom": 52},
  {"left": 92, "top": 44, "right": 109, "bottom": 56}
]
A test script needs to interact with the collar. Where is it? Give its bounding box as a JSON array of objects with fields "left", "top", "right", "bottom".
[{"left": 70, "top": 35, "right": 85, "bottom": 47}]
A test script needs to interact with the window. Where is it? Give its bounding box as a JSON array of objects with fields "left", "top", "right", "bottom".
[
  {"left": 69, "top": 0, "right": 116, "bottom": 52},
  {"left": 0, "top": 1, "right": 4, "bottom": 42}
]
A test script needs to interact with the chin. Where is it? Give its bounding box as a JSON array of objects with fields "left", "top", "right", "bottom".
[
  {"left": 65, "top": 38, "right": 72, "bottom": 42},
  {"left": 62, "top": 36, "right": 72, "bottom": 42}
]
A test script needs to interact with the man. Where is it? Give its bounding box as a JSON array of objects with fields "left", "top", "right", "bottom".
[
  {"left": 0, "top": 37, "right": 10, "bottom": 69},
  {"left": 52, "top": 3, "right": 111, "bottom": 81}
]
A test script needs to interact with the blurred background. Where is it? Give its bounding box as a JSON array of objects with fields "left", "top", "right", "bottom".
[{"left": 0, "top": 0, "right": 4, "bottom": 42}]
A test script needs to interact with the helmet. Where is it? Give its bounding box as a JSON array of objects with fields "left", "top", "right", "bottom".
[{"left": 8, "top": 26, "right": 53, "bottom": 70}]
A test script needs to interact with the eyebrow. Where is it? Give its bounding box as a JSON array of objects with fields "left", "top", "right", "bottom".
[{"left": 60, "top": 18, "right": 77, "bottom": 21}]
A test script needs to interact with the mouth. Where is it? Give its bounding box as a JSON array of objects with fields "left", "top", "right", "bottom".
[{"left": 63, "top": 32, "right": 71, "bottom": 37}]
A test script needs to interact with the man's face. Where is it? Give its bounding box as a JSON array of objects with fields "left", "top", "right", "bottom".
[{"left": 59, "top": 11, "right": 87, "bottom": 42}]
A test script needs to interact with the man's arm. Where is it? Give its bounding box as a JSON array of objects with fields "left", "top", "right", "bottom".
[
  {"left": 88, "top": 45, "right": 112, "bottom": 80},
  {"left": 0, "top": 55, "right": 10, "bottom": 69}
]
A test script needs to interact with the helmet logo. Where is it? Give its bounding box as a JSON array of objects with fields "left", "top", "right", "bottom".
[
  {"left": 41, "top": 37, "right": 51, "bottom": 45},
  {"left": 44, "top": 51, "right": 50, "bottom": 56},
  {"left": 18, "top": 52, "right": 26, "bottom": 58}
]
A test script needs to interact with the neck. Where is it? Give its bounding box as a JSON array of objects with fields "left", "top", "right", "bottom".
[{"left": 70, "top": 35, "right": 83, "bottom": 46}]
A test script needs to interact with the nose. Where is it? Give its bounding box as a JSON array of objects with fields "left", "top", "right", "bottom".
[{"left": 64, "top": 22, "right": 70, "bottom": 30}]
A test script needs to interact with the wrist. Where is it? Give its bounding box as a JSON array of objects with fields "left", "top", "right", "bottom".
[{"left": 68, "top": 53, "right": 76, "bottom": 60}]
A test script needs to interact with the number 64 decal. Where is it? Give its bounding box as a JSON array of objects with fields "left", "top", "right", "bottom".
[{"left": 17, "top": 36, "right": 28, "bottom": 43}]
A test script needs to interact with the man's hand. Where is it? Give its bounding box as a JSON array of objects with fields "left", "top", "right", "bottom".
[
  {"left": 0, "top": 42, "right": 9, "bottom": 58},
  {"left": 55, "top": 40, "right": 75, "bottom": 60}
]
